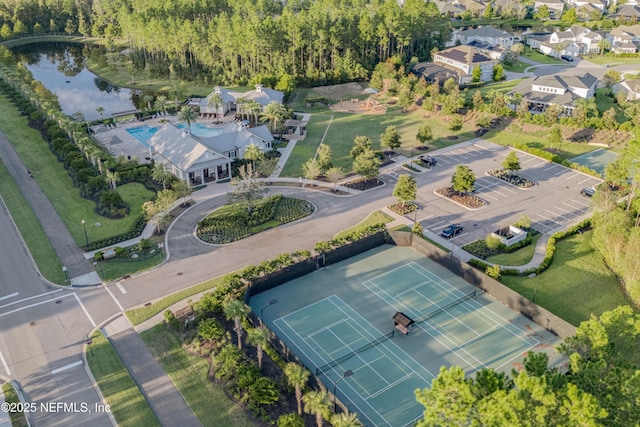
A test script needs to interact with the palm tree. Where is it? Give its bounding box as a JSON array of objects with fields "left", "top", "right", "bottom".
[
  {"left": 177, "top": 106, "right": 197, "bottom": 132},
  {"left": 223, "top": 299, "right": 249, "bottom": 349},
  {"left": 243, "top": 143, "right": 263, "bottom": 165},
  {"left": 105, "top": 170, "right": 120, "bottom": 190},
  {"left": 143, "top": 94, "right": 154, "bottom": 111},
  {"left": 154, "top": 95, "right": 168, "bottom": 115},
  {"left": 260, "top": 101, "right": 287, "bottom": 132},
  {"left": 246, "top": 328, "right": 269, "bottom": 371},
  {"left": 207, "top": 91, "right": 224, "bottom": 118},
  {"left": 597, "top": 38, "right": 611, "bottom": 56},
  {"left": 303, "top": 390, "right": 332, "bottom": 427},
  {"left": 244, "top": 99, "right": 262, "bottom": 125},
  {"left": 236, "top": 97, "right": 247, "bottom": 120},
  {"left": 285, "top": 363, "right": 310, "bottom": 415},
  {"left": 330, "top": 412, "right": 364, "bottom": 427},
  {"left": 152, "top": 163, "right": 171, "bottom": 190},
  {"left": 96, "top": 106, "right": 105, "bottom": 122}
]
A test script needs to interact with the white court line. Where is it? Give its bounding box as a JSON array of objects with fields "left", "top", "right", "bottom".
[
  {"left": 0, "top": 293, "right": 73, "bottom": 318},
  {"left": 565, "top": 173, "right": 579, "bottom": 180},
  {"left": 51, "top": 360, "right": 83, "bottom": 375},
  {"left": 578, "top": 177, "right": 593, "bottom": 184},
  {"left": 115, "top": 282, "right": 127, "bottom": 294},
  {"left": 73, "top": 293, "right": 96, "bottom": 328},
  {"left": 307, "top": 319, "right": 348, "bottom": 338},
  {"left": 0, "top": 351, "right": 11, "bottom": 375},
  {"left": 0, "top": 289, "right": 62, "bottom": 310},
  {"left": 0, "top": 292, "right": 18, "bottom": 302},
  {"left": 105, "top": 286, "right": 124, "bottom": 312}
]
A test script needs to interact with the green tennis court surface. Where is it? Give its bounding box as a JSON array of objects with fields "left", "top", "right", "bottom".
[
  {"left": 250, "top": 246, "right": 564, "bottom": 426},
  {"left": 570, "top": 149, "right": 618, "bottom": 176}
]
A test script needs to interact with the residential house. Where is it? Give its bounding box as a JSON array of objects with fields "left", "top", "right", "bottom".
[
  {"left": 607, "top": 25, "right": 640, "bottom": 53},
  {"left": 531, "top": 25, "right": 603, "bottom": 57},
  {"left": 433, "top": 45, "right": 498, "bottom": 84},
  {"left": 533, "top": 0, "right": 565, "bottom": 19},
  {"left": 575, "top": 3, "right": 603, "bottom": 21},
  {"left": 613, "top": 79, "right": 640, "bottom": 101},
  {"left": 566, "top": 0, "right": 609, "bottom": 12},
  {"left": 608, "top": 4, "right": 640, "bottom": 20},
  {"left": 432, "top": 0, "right": 465, "bottom": 17},
  {"left": 199, "top": 84, "right": 284, "bottom": 118},
  {"left": 512, "top": 73, "right": 598, "bottom": 114},
  {"left": 454, "top": 26, "right": 517, "bottom": 48},
  {"left": 147, "top": 122, "right": 274, "bottom": 185}
]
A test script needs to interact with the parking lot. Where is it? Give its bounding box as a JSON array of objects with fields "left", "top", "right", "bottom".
[{"left": 383, "top": 139, "right": 602, "bottom": 246}]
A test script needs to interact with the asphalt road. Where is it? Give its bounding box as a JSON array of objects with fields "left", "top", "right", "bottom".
[{"left": 0, "top": 138, "right": 601, "bottom": 426}]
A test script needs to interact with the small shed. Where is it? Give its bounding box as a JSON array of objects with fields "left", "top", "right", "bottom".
[{"left": 393, "top": 312, "right": 415, "bottom": 335}]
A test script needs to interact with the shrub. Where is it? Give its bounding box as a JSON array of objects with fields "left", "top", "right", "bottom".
[
  {"left": 412, "top": 222, "right": 424, "bottom": 236},
  {"left": 486, "top": 264, "right": 501, "bottom": 279},
  {"left": 485, "top": 234, "right": 502, "bottom": 250},
  {"left": 164, "top": 310, "right": 180, "bottom": 331},
  {"left": 277, "top": 413, "right": 305, "bottom": 427},
  {"left": 198, "top": 317, "right": 225, "bottom": 341}
]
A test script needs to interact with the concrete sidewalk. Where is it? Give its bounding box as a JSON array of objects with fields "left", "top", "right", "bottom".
[{"left": 103, "top": 316, "right": 201, "bottom": 427}]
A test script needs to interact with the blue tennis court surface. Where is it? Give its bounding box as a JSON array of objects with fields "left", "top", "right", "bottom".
[{"left": 251, "top": 246, "right": 565, "bottom": 427}]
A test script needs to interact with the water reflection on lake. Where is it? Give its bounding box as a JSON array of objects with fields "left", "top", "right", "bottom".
[{"left": 14, "top": 43, "right": 137, "bottom": 121}]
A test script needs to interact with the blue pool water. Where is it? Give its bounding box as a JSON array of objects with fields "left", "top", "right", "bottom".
[
  {"left": 126, "top": 126, "right": 158, "bottom": 148},
  {"left": 127, "top": 123, "right": 223, "bottom": 147},
  {"left": 176, "top": 122, "right": 224, "bottom": 138}
]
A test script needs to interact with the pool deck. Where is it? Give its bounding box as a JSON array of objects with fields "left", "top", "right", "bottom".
[{"left": 91, "top": 114, "right": 236, "bottom": 163}]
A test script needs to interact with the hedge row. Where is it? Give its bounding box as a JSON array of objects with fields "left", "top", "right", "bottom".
[
  {"left": 513, "top": 142, "right": 601, "bottom": 178},
  {"left": 314, "top": 223, "right": 387, "bottom": 254}
]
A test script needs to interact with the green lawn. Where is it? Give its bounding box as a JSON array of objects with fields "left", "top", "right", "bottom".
[
  {"left": 500, "top": 231, "right": 630, "bottom": 326},
  {"left": 502, "top": 61, "right": 529, "bottom": 73},
  {"left": 484, "top": 123, "right": 599, "bottom": 161},
  {"left": 280, "top": 106, "right": 478, "bottom": 177},
  {"left": 0, "top": 158, "right": 65, "bottom": 284},
  {"left": 0, "top": 94, "right": 154, "bottom": 246},
  {"left": 464, "top": 79, "right": 524, "bottom": 103},
  {"left": 86, "top": 331, "right": 160, "bottom": 427},
  {"left": 334, "top": 210, "right": 393, "bottom": 239},
  {"left": 141, "top": 325, "right": 254, "bottom": 427},
  {"left": 485, "top": 234, "right": 542, "bottom": 266},
  {"left": 99, "top": 251, "right": 164, "bottom": 282},
  {"left": 586, "top": 55, "right": 640, "bottom": 65},
  {"left": 594, "top": 88, "right": 628, "bottom": 122},
  {"left": 521, "top": 47, "right": 563, "bottom": 65},
  {"left": 2, "top": 382, "right": 29, "bottom": 427}
]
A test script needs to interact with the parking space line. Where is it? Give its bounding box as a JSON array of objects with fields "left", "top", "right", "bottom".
[
  {"left": 521, "top": 158, "right": 537, "bottom": 164},
  {"left": 495, "top": 184, "right": 517, "bottom": 194},
  {"left": 568, "top": 198, "right": 590, "bottom": 207},
  {"left": 0, "top": 350, "right": 10, "bottom": 375},
  {"left": 554, "top": 169, "right": 567, "bottom": 176},
  {"left": 428, "top": 220, "right": 446, "bottom": 229},
  {"left": 418, "top": 214, "right": 435, "bottom": 222},
  {"left": 553, "top": 206, "right": 574, "bottom": 214},
  {"left": 578, "top": 177, "right": 593, "bottom": 184},
  {"left": 436, "top": 157, "right": 452, "bottom": 165},
  {"left": 565, "top": 173, "right": 579, "bottom": 180},
  {"left": 492, "top": 190, "right": 508, "bottom": 198},
  {"left": 482, "top": 193, "right": 499, "bottom": 201},
  {"left": 543, "top": 164, "right": 558, "bottom": 171},
  {"left": 534, "top": 222, "right": 554, "bottom": 231}
]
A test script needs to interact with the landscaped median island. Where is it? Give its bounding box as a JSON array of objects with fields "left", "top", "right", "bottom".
[
  {"left": 2, "top": 382, "right": 29, "bottom": 427},
  {"left": 197, "top": 195, "right": 314, "bottom": 244},
  {"left": 487, "top": 168, "right": 536, "bottom": 188},
  {"left": 435, "top": 187, "right": 487, "bottom": 209}
]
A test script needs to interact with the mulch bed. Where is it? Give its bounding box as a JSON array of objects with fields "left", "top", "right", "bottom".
[
  {"left": 344, "top": 178, "right": 385, "bottom": 191},
  {"left": 487, "top": 169, "right": 536, "bottom": 189},
  {"left": 435, "top": 187, "right": 487, "bottom": 209},
  {"left": 389, "top": 202, "right": 418, "bottom": 215}
]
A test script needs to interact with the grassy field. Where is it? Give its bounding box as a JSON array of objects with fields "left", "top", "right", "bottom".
[
  {"left": 485, "top": 234, "right": 542, "bottom": 266},
  {"left": 141, "top": 325, "right": 254, "bottom": 427},
  {"left": 0, "top": 158, "right": 65, "bottom": 283},
  {"left": 0, "top": 94, "right": 154, "bottom": 246},
  {"left": 86, "top": 331, "right": 160, "bottom": 427},
  {"left": 280, "top": 105, "right": 478, "bottom": 177},
  {"left": 586, "top": 55, "right": 640, "bottom": 65},
  {"left": 500, "top": 230, "right": 630, "bottom": 326},
  {"left": 463, "top": 79, "right": 524, "bottom": 103}
]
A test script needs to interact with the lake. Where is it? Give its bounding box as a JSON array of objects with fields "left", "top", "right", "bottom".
[{"left": 13, "top": 43, "right": 138, "bottom": 121}]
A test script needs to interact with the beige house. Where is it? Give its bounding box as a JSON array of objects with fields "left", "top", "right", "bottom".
[
  {"left": 199, "top": 84, "right": 284, "bottom": 118},
  {"left": 607, "top": 25, "right": 640, "bottom": 54},
  {"left": 512, "top": 73, "right": 598, "bottom": 114},
  {"left": 613, "top": 79, "right": 640, "bottom": 101},
  {"left": 534, "top": 0, "right": 565, "bottom": 18}
]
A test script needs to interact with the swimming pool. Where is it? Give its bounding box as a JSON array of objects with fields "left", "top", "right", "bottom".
[
  {"left": 127, "top": 123, "right": 223, "bottom": 146},
  {"left": 175, "top": 122, "right": 223, "bottom": 138},
  {"left": 126, "top": 126, "right": 158, "bottom": 148}
]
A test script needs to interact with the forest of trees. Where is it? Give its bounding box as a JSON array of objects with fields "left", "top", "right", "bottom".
[{"left": 0, "top": 0, "right": 452, "bottom": 86}]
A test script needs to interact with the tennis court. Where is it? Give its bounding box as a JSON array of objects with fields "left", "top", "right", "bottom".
[
  {"left": 250, "top": 246, "right": 564, "bottom": 426},
  {"left": 570, "top": 149, "right": 618, "bottom": 176}
]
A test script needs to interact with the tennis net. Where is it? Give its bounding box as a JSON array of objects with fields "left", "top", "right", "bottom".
[
  {"left": 415, "top": 290, "right": 476, "bottom": 326},
  {"left": 315, "top": 330, "right": 395, "bottom": 376}
]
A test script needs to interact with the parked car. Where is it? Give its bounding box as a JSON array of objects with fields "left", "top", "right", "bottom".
[
  {"left": 580, "top": 187, "right": 595, "bottom": 197},
  {"left": 561, "top": 55, "right": 574, "bottom": 62},
  {"left": 418, "top": 155, "right": 437, "bottom": 166},
  {"left": 441, "top": 224, "right": 463, "bottom": 238}
]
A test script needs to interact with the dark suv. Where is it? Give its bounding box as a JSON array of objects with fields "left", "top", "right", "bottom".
[
  {"left": 418, "top": 155, "right": 437, "bottom": 166},
  {"left": 580, "top": 188, "right": 595, "bottom": 197},
  {"left": 561, "top": 55, "right": 574, "bottom": 62},
  {"left": 441, "top": 224, "right": 463, "bottom": 238}
]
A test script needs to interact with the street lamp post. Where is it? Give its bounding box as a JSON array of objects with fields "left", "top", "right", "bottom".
[
  {"left": 81, "top": 220, "right": 89, "bottom": 247},
  {"left": 260, "top": 299, "right": 278, "bottom": 328},
  {"left": 333, "top": 370, "right": 354, "bottom": 412}
]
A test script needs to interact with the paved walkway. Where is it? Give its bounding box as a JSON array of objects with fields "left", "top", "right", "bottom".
[
  {"left": 271, "top": 112, "right": 311, "bottom": 178},
  {"left": 0, "top": 131, "right": 94, "bottom": 282},
  {"left": 103, "top": 316, "right": 201, "bottom": 427}
]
